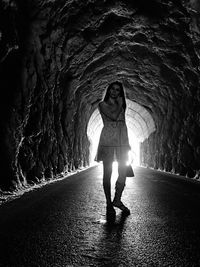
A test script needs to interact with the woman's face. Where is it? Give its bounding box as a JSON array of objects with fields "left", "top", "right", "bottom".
[{"left": 109, "top": 83, "right": 121, "bottom": 99}]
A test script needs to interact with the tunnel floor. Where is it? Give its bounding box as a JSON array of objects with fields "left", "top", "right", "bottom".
[{"left": 0, "top": 166, "right": 200, "bottom": 266}]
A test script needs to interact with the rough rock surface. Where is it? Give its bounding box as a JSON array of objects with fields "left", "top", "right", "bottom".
[{"left": 0, "top": 0, "right": 200, "bottom": 190}]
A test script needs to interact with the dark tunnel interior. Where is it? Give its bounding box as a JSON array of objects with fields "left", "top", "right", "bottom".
[{"left": 0, "top": 0, "right": 200, "bottom": 191}]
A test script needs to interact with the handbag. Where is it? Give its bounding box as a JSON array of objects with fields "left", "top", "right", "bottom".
[{"left": 126, "top": 164, "right": 134, "bottom": 177}]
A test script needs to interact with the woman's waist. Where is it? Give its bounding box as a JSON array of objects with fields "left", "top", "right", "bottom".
[{"left": 103, "top": 120, "right": 126, "bottom": 127}]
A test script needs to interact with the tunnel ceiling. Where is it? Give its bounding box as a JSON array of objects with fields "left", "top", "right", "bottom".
[
  {"left": 28, "top": 0, "right": 200, "bottom": 131},
  {"left": 0, "top": 0, "right": 200, "bottom": 189}
]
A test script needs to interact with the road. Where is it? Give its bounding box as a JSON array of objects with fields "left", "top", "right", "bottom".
[{"left": 0, "top": 165, "right": 200, "bottom": 267}]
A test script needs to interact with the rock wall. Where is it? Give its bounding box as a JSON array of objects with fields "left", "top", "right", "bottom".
[
  {"left": 0, "top": 0, "right": 200, "bottom": 190},
  {"left": 140, "top": 1, "right": 200, "bottom": 178}
]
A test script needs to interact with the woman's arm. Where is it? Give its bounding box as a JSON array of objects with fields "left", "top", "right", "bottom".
[{"left": 99, "top": 99, "right": 122, "bottom": 121}]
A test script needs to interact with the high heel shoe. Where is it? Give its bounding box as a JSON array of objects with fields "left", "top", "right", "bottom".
[{"left": 112, "top": 200, "right": 130, "bottom": 215}]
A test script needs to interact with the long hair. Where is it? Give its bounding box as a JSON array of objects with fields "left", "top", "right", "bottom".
[{"left": 103, "top": 81, "right": 127, "bottom": 110}]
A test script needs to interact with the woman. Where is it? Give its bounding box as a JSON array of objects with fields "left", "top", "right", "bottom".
[{"left": 96, "top": 81, "right": 131, "bottom": 217}]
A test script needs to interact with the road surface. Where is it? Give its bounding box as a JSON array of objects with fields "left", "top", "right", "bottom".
[{"left": 0, "top": 165, "right": 200, "bottom": 267}]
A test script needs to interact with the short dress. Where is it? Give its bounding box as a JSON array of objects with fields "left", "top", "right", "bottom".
[{"left": 96, "top": 104, "right": 131, "bottom": 162}]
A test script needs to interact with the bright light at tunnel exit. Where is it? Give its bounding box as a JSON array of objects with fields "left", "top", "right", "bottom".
[
  {"left": 127, "top": 132, "right": 140, "bottom": 167},
  {"left": 112, "top": 137, "right": 140, "bottom": 175}
]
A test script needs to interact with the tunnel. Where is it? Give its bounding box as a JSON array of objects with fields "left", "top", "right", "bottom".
[{"left": 0, "top": 0, "right": 200, "bottom": 191}]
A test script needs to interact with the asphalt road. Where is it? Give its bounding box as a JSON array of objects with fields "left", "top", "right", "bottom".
[{"left": 0, "top": 165, "right": 200, "bottom": 267}]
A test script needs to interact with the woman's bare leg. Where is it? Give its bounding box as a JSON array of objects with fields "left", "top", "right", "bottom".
[
  {"left": 102, "top": 160, "right": 113, "bottom": 207},
  {"left": 102, "top": 160, "right": 116, "bottom": 219}
]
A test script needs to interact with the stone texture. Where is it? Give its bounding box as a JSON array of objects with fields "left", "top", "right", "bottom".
[{"left": 0, "top": 0, "right": 200, "bottom": 190}]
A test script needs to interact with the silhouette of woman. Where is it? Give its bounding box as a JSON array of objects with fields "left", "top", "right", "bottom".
[{"left": 96, "top": 81, "right": 131, "bottom": 217}]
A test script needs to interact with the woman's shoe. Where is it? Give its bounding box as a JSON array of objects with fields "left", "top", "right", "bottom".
[{"left": 112, "top": 200, "right": 130, "bottom": 215}]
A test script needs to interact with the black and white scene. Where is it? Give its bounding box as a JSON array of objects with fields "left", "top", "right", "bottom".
[{"left": 0, "top": 0, "right": 200, "bottom": 266}]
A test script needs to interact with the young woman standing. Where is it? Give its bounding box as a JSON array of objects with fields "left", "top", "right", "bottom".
[{"left": 96, "top": 81, "right": 131, "bottom": 217}]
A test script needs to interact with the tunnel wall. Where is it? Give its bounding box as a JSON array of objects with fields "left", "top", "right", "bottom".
[
  {"left": 139, "top": 0, "right": 200, "bottom": 178},
  {"left": 0, "top": 0, "right": 91, "bottom": 190},
  {"left": 140, "top": 95, "right": 200, "bottom": 177},
  {"left": 0, "top": 0, "right": 200, "bottom": 191}
]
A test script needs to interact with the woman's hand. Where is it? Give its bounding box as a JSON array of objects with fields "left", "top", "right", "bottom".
[
  {"left": 116, "top": 96, "right": 123, "bottom": 107},
  {"left": 99, "top": 99, "right": 122, "bottom": 121}
]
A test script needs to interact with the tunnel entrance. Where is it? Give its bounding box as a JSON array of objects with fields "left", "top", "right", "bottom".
[{"left": 87, "top": 100, "right": 156, "bottom": 166}]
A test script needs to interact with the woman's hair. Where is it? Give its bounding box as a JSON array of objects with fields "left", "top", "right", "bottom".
[{"left": 103, "top": 81, "right": 127, "bottom": 110}]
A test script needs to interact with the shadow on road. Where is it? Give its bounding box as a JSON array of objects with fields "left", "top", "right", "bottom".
[
  {"left": 93, "top": 212, "right": 130, "bottom": 265},
  {"left": 105, "top": 211, "right": 129, "bottom": 233}
]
